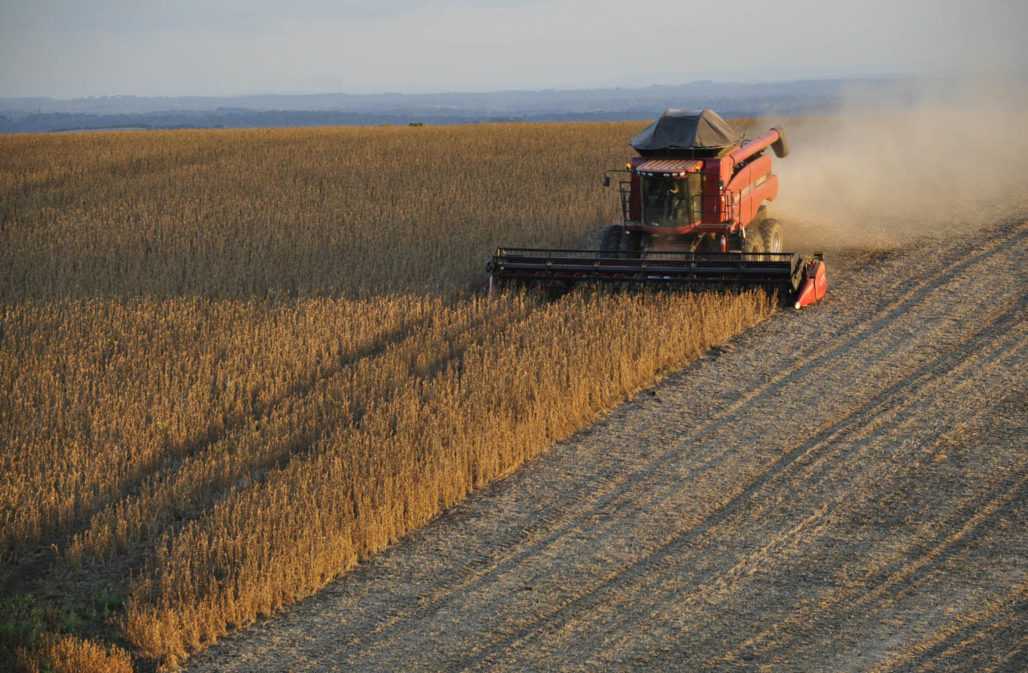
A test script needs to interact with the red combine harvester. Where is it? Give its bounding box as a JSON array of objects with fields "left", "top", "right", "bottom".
[{"left": 488, "top": 109, "right": 827, "bottom": 309}]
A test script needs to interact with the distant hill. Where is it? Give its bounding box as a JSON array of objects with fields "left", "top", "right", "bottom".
[{"left": 0, "top": 77, "right": 917, "bottom": 133}]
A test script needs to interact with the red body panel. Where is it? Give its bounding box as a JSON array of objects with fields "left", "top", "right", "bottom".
[
  {"left": 624, "top": 127, "right": 783, "bottom": 240},
  {"left": 726, "top": 154, "right": 778, "bottom": 229},
  {"left": 628, "top": 157, "right": 643, "bottom": 221},
  {"left": 702, "top": 159, "right": 726, "bottom": 223},
  {"left": 794, "top": 259, "right": 828, "bottom": 309}
]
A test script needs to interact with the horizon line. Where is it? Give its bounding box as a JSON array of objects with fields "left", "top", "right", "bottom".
[{"left": 0, "top": 73, "right": 928, "bottom": 103}]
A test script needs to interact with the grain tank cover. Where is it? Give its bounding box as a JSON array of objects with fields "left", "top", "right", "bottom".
[{"left": 631, "top": 108, "right": 742, "bottom": 155}]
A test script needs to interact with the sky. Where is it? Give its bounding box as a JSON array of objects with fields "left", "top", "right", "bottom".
[{"left": 1, "top": 0, "right": 1026, "bottom": 98}]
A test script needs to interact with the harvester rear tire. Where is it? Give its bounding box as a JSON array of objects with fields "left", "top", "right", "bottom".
[
  {"left": 600, "top": 225, "right": 625, "bottom": 255},
  {"left": 760, "top": 219, "right": 784, "bottom": 254}
]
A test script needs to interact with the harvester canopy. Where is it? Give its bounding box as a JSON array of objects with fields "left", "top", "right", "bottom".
[{"left": 631, "top": 108, "right": 742, "bottom": 154}]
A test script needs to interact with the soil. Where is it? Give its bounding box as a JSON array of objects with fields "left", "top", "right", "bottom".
[{"left": 186, "top": 218, "right": 1027, "bottom": 673}]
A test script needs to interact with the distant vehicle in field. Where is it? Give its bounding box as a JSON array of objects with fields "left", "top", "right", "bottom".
[{"left": 488, "top": 108, "right": 827, "bottom": 309}]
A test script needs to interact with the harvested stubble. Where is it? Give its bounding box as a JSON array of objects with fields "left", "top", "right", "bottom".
[{"left": 0, "top": 122, "right": 770, "bottom": 670}]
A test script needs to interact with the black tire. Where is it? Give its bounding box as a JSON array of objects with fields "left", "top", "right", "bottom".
[
  {"left": 743, "top": 229, "right": 765, "bottom": 257},
  {"left": 599, "top": 225, "right": 624, "bottom": 254},
  {"left": 625, "top": 231, "right": 644, "bottom": 258},
  {"left": 760, "top": 218, "right": 784, "bottom": 255},
  {"left": 697, "top": 235, "right": 723, "bottom": 253}
]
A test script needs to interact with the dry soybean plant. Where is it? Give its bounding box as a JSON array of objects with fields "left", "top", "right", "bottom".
[{"left": 0, "top": 121, "right": 771, "bottom": 670}]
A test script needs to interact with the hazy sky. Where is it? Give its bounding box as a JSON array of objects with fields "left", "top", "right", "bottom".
[{"left": 1, "top": 0, "right": 1026, "bottom": 98}]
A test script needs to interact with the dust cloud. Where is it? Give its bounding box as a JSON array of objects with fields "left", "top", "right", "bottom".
[{"left": 763, "top": 80, "right": 1028, "bottom": 252}]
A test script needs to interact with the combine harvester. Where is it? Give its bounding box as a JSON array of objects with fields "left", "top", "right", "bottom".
[{"left": 488, "top": 109, "right": 827, "bottom": 309}]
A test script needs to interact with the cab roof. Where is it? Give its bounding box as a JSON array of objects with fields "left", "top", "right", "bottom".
[
  {"left": 631, "top": 108, "right": 741, "bottom": 156},
  {"left": 635, "top": 159, "right": 703, "bottom": 176}
]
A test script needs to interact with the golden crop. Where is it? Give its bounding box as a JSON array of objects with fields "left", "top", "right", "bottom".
[{"left": 0, "top": 122, "right": 770, "bottom": 671}]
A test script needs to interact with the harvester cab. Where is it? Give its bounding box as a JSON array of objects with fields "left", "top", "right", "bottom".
[
  {"left": 640, "top": 172, "right": 703, "bottom": 229},
  {"left": 488, "top": 108, "right": 828, "bottom": 309}
]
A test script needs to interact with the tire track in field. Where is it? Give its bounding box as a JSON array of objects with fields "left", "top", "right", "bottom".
[
  {"left": 706, "top": 387, "right": 1028, "bottom": 673},
  {"left": 873, "top": 586, "right": 1028, "bottom": 673},
  {"left": 185, "top": 219, "right": 1028, "bottom": 673},
  {"left": 635, "top": 321, "right": 1028, "bottom": 672},
  {"left": 450, "top": 299, "right": 1026, "bottom": 672},
  {"left": 788, "top": 479, "right": 1025, "bottom": 658},
  {"left": 303, "top": 222, "right": 1028, "bottom": 659},
  {"left": 980, "top": 635, "right": 1028, "bottom": 673},
  {"left": 703, "top": 407, "right": 1027, "bottom": 669},
  {"left": 657, "top": 495, "right": 1023, "bottom": 673},
  {"left": 563, "top": 311, "right": 1028, "bottom": 672},
  {"left": 703, "top": 464, "right": 1027, "bottom": 673}
]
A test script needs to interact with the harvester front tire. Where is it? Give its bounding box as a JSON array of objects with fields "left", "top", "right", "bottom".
[
  {"left": 761, "top": 219, "right": 784, "bottom": 254},
  {"left": 743, "top": 230, "right": 765, "bottom": 257},
  {"left": 600, "top": 225, "right": 624, "bottom": 255},
  {"left": 625, "top": 231, "right": 644, "bottom": 258}
]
